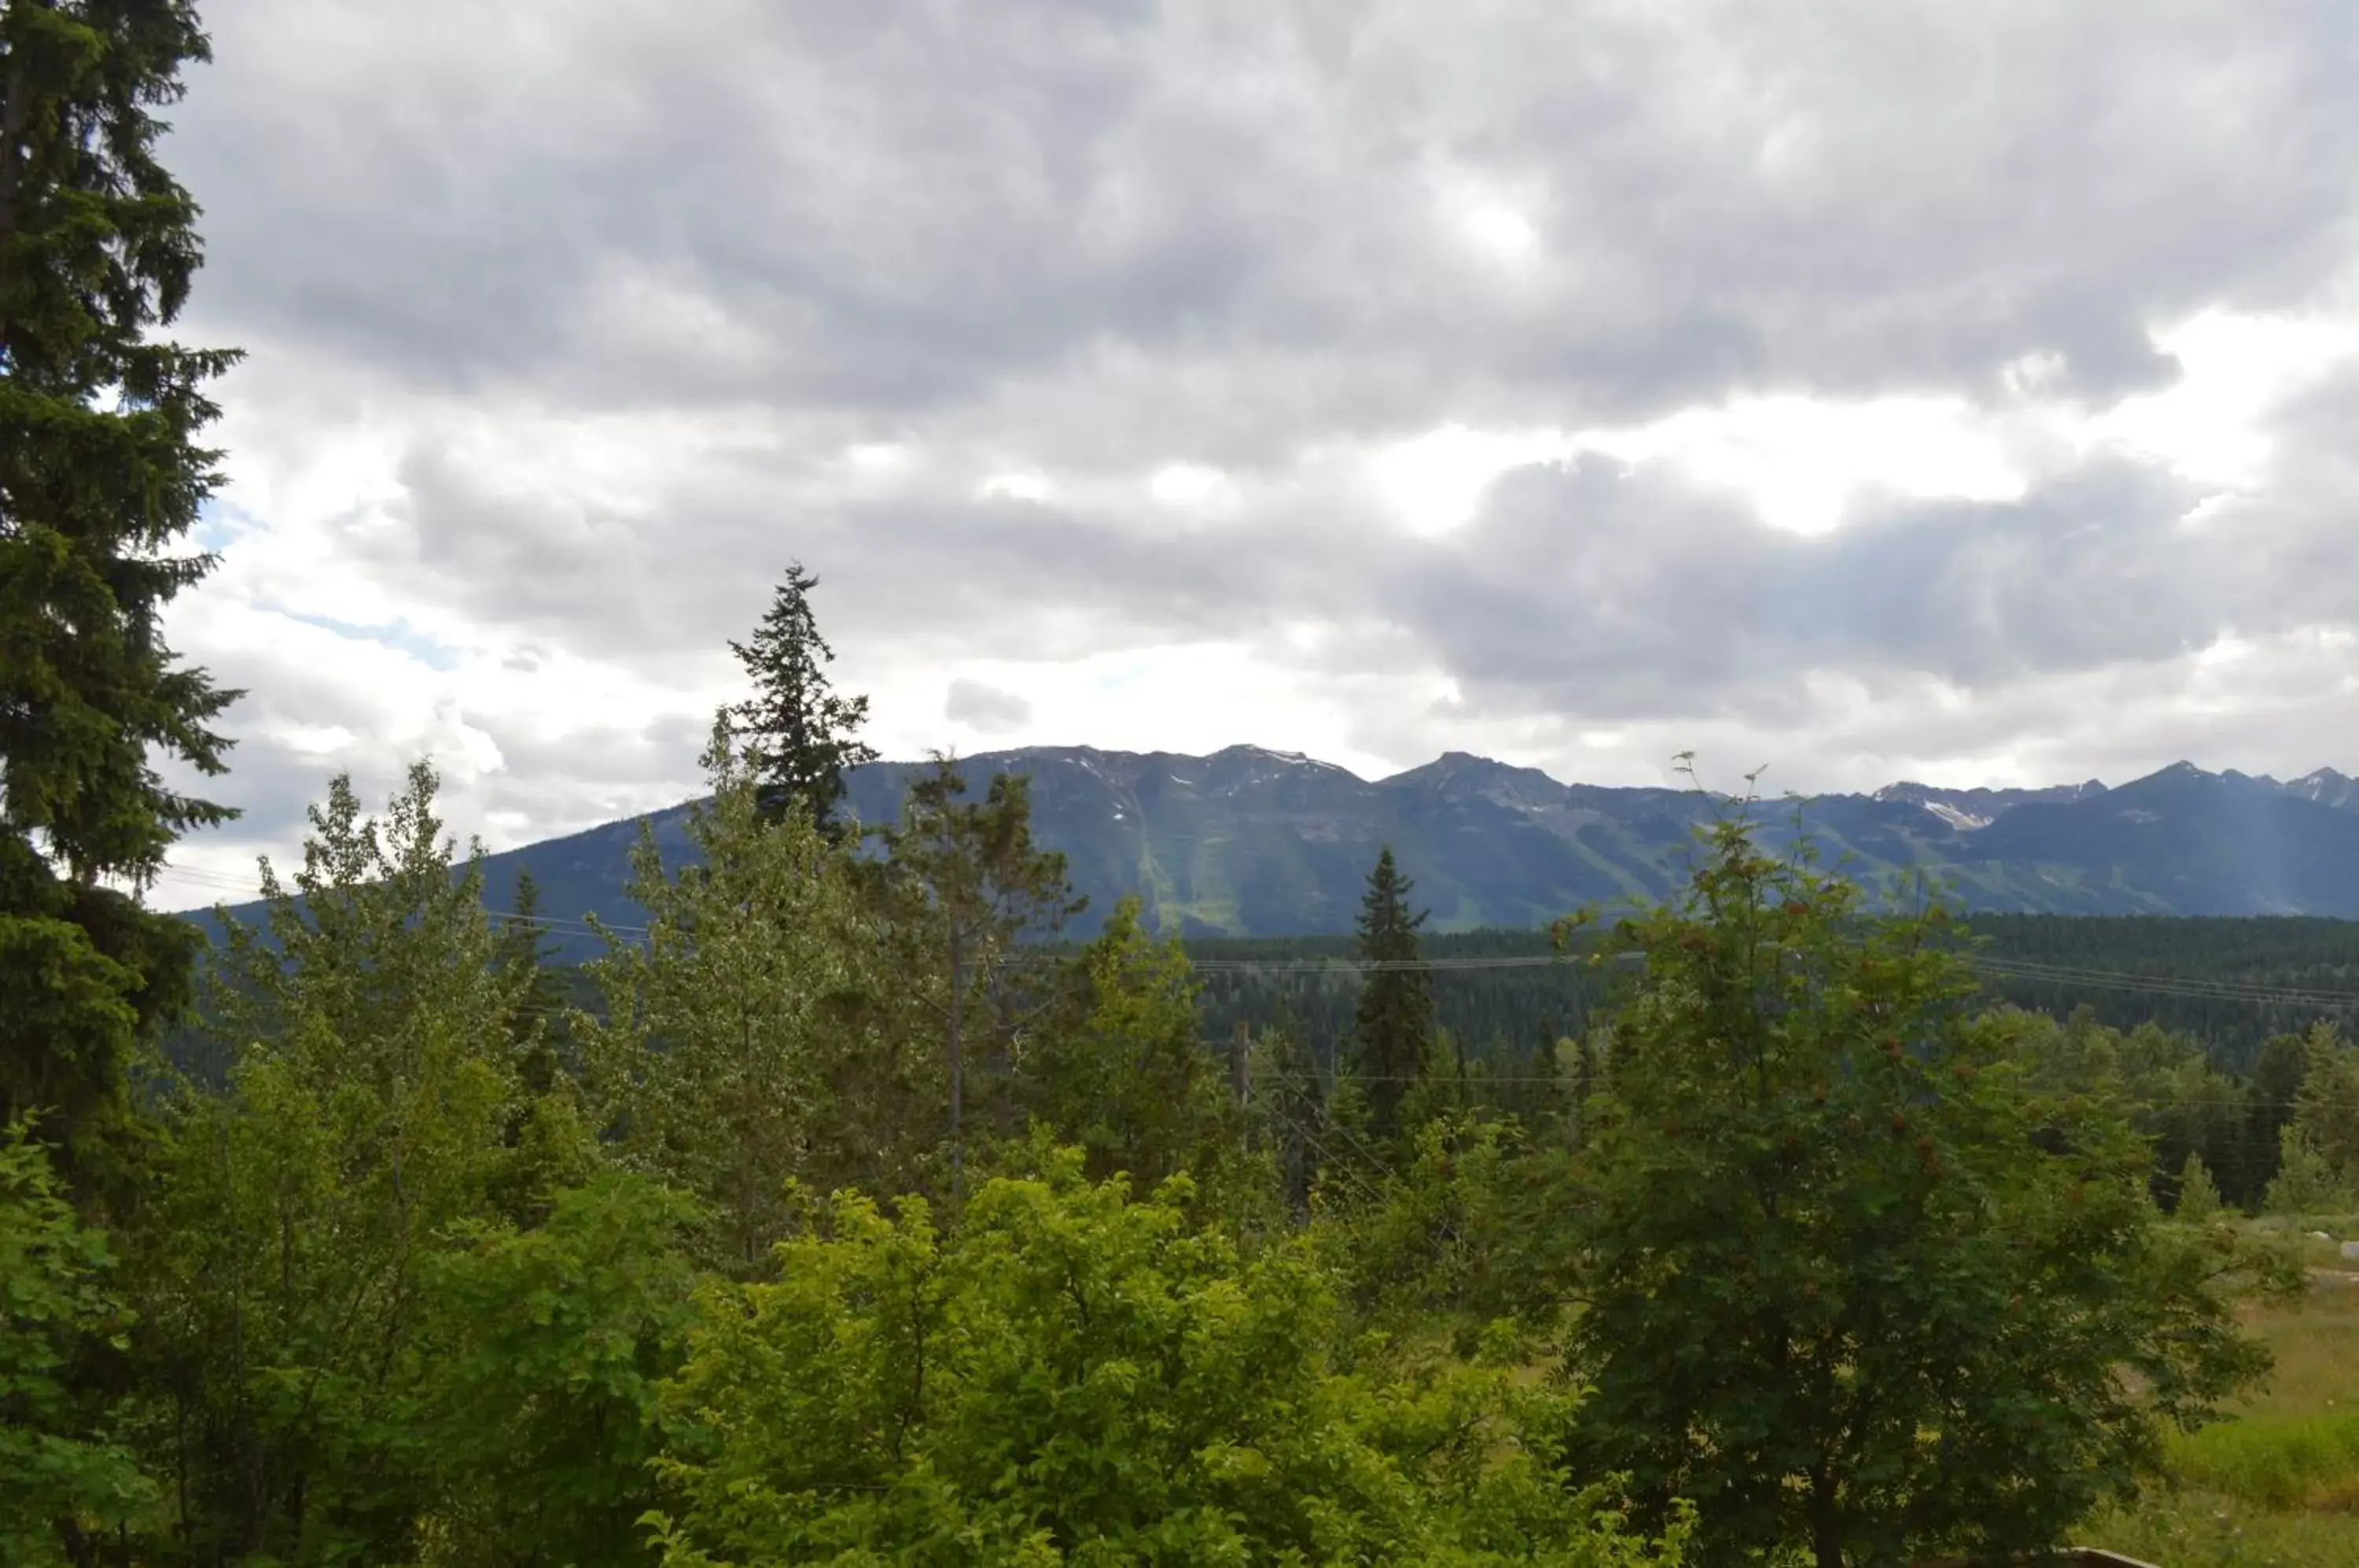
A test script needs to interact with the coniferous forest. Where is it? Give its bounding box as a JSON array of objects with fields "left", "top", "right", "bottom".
[{"left": 11, "top": 6, "right": 2359, "bottom": 1567}]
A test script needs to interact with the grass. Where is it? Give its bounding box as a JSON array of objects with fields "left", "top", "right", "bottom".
[
  {"left": 2092, "top": 1489, "right": 2359, "bottom": 1568},
  {"left": 2168, "top": 1412, "right": 2359, "bottom": 1508},
  {"left": 2085, "top": 1268, "right": 2359, "bottom": 1565}
]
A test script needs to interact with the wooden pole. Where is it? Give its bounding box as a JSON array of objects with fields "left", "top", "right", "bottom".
[{"left": 1231, "top": 1020, "right": 1250, "bottom": 1148}]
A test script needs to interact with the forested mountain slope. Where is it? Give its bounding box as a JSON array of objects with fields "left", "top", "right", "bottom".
[
  {"left": 1188, "top": 914, "right": 2359, "bottom": 1080},
  {"left": 180, "top": 747, "right": 2359, "bottom": 955}
]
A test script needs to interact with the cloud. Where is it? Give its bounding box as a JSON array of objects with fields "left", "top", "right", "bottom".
[
  {"left": 944, "top": 679, "right": 1034, "bottom": 734},
  {"left": 132, "top": 0, "right": 2359, "bottom": 908},
  {"left": 179, "top": 2, "right": 2359, "bottom": 425}
]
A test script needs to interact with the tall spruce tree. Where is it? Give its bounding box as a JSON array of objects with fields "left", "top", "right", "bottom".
[
  {"left": 874, "top": 755, "right": 1084, "bottom": 1200},
  {"left": 1352, "top": 844, "right": 1433, "bottom": 1144},
  {"left": 0, "top": 0, "right": 241, "bottom": 1181},
  {"left": 494, "top": 868, "right": 568, "bottom": 1095},
  {"left": 726, "top": 561, "right": 875, "bottom": 835}
]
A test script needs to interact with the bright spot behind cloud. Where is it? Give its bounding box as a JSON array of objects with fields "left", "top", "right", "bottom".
[
  {"left": 978, "top": 471, "right": 1054, "bottom": 502},
  {"left": 1375, "top": 424, "right": 1573, "bottom": 536},
  {"left": 1148, "top": 462, "right": 1237, "bottom": 513},
  {"left": 1460, "top": 201, "right": 1539, "bottom": 261},
  {"left": 2081, "top": 311, "right": 2359, "bottom": 488},
  {"left": 1581, "top": 396, "right": 2031, "bottom": 536}
]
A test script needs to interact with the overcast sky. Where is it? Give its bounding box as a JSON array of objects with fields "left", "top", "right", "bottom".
[{"left": 152, "top": 0, "right": 2359, "bottom": 908}]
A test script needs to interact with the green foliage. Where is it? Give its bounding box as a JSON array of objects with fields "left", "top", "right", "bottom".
[
  {"left": 1982, "top": 1004, "right": 2263, "bottom": 1207},
  {"left": 1958, "top": 915, "right": 2359, "bottom": 1073},
  {"left": 0, "top": 0, "right": 241, "bottom": 1195},
  {"left": 650, "top": 1147, "right": 1682, "bottom": 1568},
  {"left": 1352, "top": 845, "right": 1434, "bottom": 1144},
  {"left": 2265, "top": 1124, "right": 2353, "bottom": 1216},
  {"left": 727, "top": 561, "right": 877, "bottom": 837},
  {"left": 580, "top": 721, "right": 928, "bottom": 1268},
  {"left": 0, "top": 830, "right": 150, "bottom": 1186},
  {"left": 2167, "top": 1412, "right": 2359, "bottom": 1511},
  {"left": 870, "top": 753, "right": 1086, "bottom": 1197},
  {"left": 1029, "top": 895, "right": 1232, "bottom": 1197},
  {"left": 0, "top": 1121, "right": 156, "bottom": 1565},
  {"left": 409, "top": 1174, "right": 703, "bottom": 1568},
  {"left": 1247, "top": 1021, "right": 1329, "bottom": 1222},
  {"left": 2092, "top": 1484, "right": 2359, "bottom": 1568},
  {"left": 2287, "top": 1023, "right": 2359, "bottom": 1172},
  {"left": 0, "top": 0, "right": 242, "bottom": 888},
  {"left": 1190, "top": 914, "right": 2359, "bottom": 1196},
  {"left": 201, "top": 764, "right": 521, "bottom": 1097},
  {"left": 2177, "top": 1150, "right": 2225, "bottom": 1222},
  {"left": 1562, "top": 815, "right": 2276, "bottom": 1568},
  {"left": 2251, "top": 1026, "right": 2311, "bottom": 1185},
  {"left": 138, "top": 764, "right": 547, "bottom": 1562},
  {"left": 495, "top": 867, "right": 571, "bottom": 1090},
  {"left": 2259, "top": 1023, "right": 2359, "bottom": 1215},
  {"left": 1332, "top": 1111, "right": 1575, "bottom": 1343}
]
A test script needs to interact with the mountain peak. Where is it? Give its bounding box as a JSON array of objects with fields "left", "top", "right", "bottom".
[
  {"left": 2287, "top": 767, "right": 2359, "bottom": 809},
  {"left": 180, "top": 742, "right": 2359, "bottom": 946}
]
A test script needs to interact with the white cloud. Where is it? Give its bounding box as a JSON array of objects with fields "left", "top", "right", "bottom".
[{"left": 128, "top": 0, "right": 2359, "bottom": 911}]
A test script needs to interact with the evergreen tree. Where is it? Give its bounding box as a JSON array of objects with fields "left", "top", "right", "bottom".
[
  {"left": 2263, "top": 1124, "right": 2350, "bottom": 1216},
  {"left": 578, "top": 719, "right": 914, "bottom": 1271},
  {"left": 1029, "top": 895, "right": 1224, "bottom": 1196},
  {"left": 2244, "top": 1028, "right": 2310, "bottom": 1202},
  {"left": 2174, "top": 1151, "right": 2224, "bottom": 1224},
  {"left": 725, "top": 561, "right": 875, "bottom": 835},
  {"left": 1352, "top": 844, "right": 1433, "bottom": 1144},
  {"left": 873, "top": 755, "right": 1084, "bottom": 1200},
  {"left": 495, "top": 867, "right": 569, "bottom": 1095},
  {"left": 0, "top": 0, "right": 241, "bottom": 1185}
]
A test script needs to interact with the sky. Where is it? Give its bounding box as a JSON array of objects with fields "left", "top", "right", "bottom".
[{"left": 149, "top": 0, "right": 2359, "bottom": 910}]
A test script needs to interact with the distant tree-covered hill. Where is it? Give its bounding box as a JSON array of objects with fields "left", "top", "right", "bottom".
[{"left": 1186, "top": 915, "right": 2359, "bottom": 1081}]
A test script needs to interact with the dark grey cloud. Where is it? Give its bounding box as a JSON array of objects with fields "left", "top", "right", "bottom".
[
  {"left": 377, "top": 432, "right": 1380, "bottom": 667},
  {"left": 176, "top": 2, "right": 2359, "bottom": 447},
  {"left": 1376, "top": 444, "right": 2359, "bottom": 729}
]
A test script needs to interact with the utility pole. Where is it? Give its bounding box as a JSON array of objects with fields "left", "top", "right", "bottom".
[
  {"left": 1231, "top": 1020, "right": 1251, "bottom": 1150},
  {"left": 949, "top": 928, "right": 965, "bottom": 1204}
]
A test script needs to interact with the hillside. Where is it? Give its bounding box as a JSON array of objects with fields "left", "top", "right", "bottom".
[{"left": 178, "top": 747, "right": 2359, "bottom": 959}]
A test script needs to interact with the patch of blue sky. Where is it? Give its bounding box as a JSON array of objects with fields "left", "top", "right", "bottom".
[
  {"left": 1096, "top": 661, "right": 1154, "bottom": 695},
  {"left": 192, "top": 499, "right": 261, "bottom": 554},
  {"left": 267, "top": 604, "right": 464, "bottom": 672}
]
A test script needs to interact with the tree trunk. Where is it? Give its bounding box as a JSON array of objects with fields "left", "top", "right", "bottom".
[
  {"left": 0, "top": 55, "right": 31, "bottom": 246},
  {"left": 1811, "top": 1463, "right": 1844, "bottom": 1568}
]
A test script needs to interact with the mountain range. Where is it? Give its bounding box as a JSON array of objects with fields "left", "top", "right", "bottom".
[{"left": 183, "top": 748, "right": 2359, "bottom": 960}]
